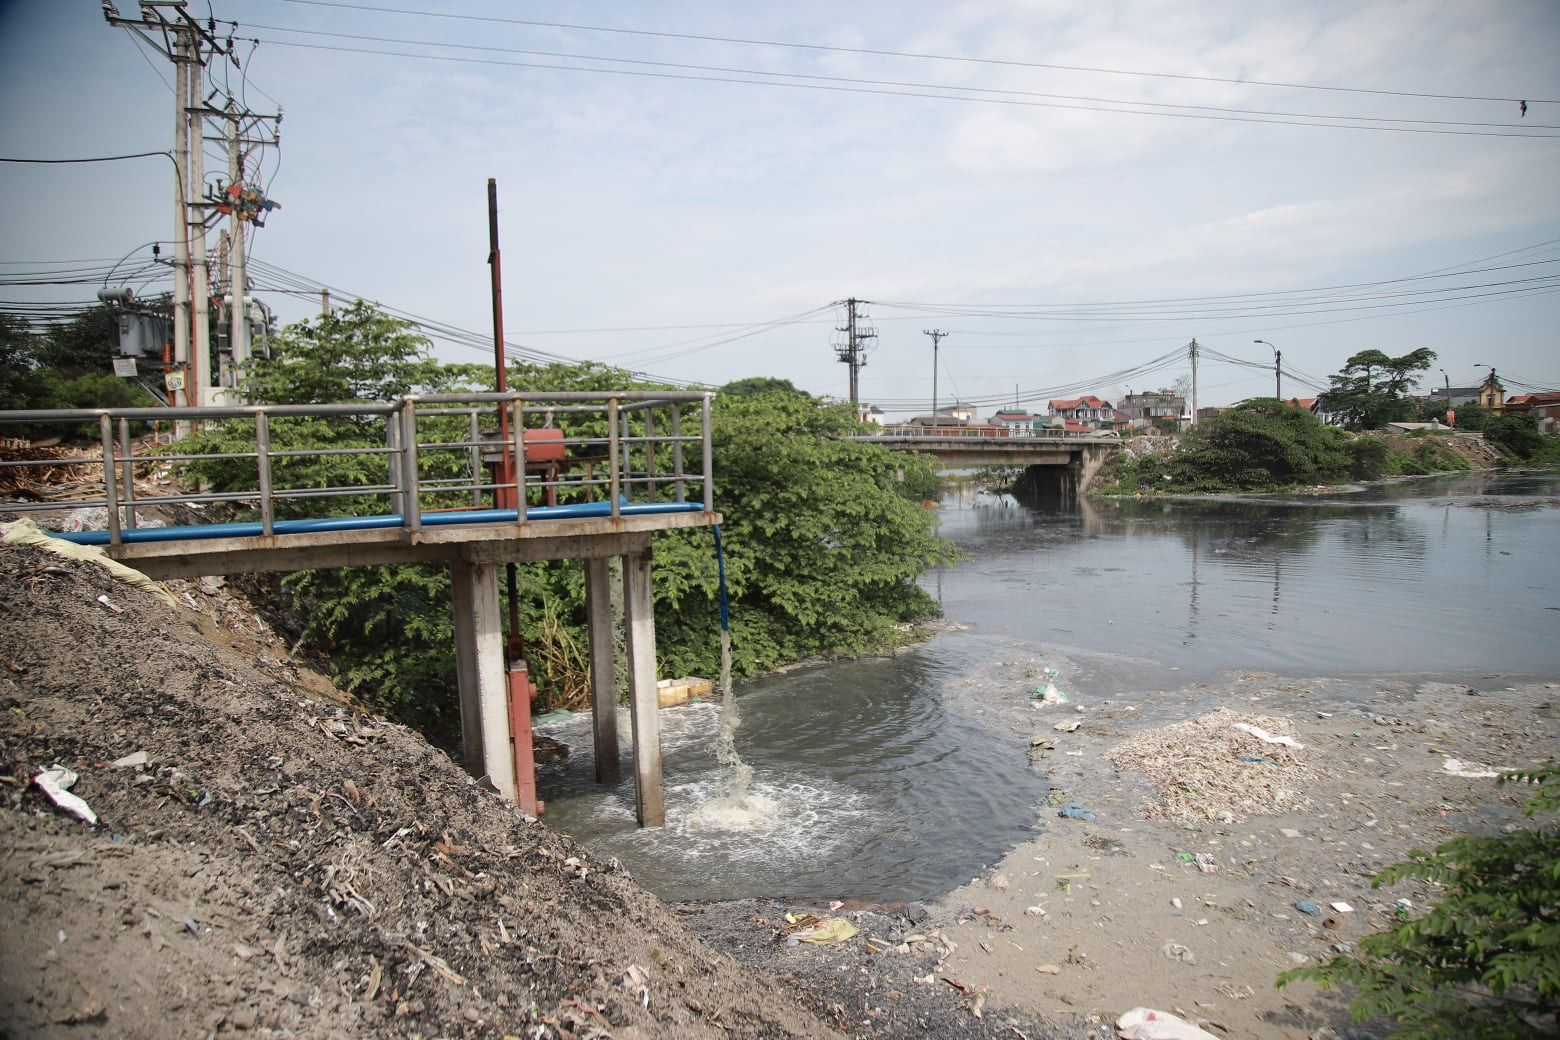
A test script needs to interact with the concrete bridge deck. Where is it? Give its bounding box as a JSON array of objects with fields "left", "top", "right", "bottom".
[{"left": 859, "top": 430, "right": 1122, "bottom": 493}]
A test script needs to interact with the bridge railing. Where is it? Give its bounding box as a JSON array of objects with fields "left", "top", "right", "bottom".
[{"left": 0, "top": 391, "right": 714, "bottom": 545}]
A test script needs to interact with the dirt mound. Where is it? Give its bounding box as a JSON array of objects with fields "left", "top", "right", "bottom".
[
  {"left": 1369, "top": 430, "right": 1505, "bottom": 469},
  {"left": 0, "top": 537, "right": 843, "bottom": 1040}
]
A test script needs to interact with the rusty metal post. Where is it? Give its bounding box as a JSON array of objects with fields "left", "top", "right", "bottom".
[{"left": 507, "top": 661, "right": 540, "bottom": 816}]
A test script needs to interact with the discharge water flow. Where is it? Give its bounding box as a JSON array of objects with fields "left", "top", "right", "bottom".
[{"left": 707, "top": 629, "right": 753, "bottom": 809}]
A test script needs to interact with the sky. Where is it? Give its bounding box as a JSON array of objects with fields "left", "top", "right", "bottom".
[{"left": 2, "top": 0, "right": 1558, "bottom": 420}]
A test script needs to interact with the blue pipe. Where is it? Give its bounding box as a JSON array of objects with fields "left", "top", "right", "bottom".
[{"left": 54, "top": 500, "right": 706, "bottom": 546}]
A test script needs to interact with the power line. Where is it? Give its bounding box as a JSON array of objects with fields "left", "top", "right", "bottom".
[
  {"left": 250, "top": 37, "right": 1560, "bottom": 139},
  {"left": 242, "top": 21, "right": 1559, "bottom": 136},
  {"left": 272, "top": 0, "right": 1555, "bottom": 107},
  {"left": 0, "top": 151, "right": 172, "bottom": 164}
]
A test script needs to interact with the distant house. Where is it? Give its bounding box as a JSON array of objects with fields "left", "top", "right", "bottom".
[
  {"left": 1478, "top": 373, "right": 1506, "bottom": 413},
  {"left": 1428, "top": 387, "right": 1482, "bottom": 410},
  {"left": 857, "top": 403, "right": 886, "bottom": 425},
  {"left": 907, "top": 414, "right": 967, "bottom": 431},
  {"left": 944, "top": 402, "right": 977, "bottom": 423},
  {"left": 1505, "top": 391, "right": 1560, "bottom": 433},
  {"left": 988, "top": 408, "right": 1035, "bottom": 434},
  {"left": 1048, "top": 395, "right": 1114, "bottom": 427},
  {"left": 1118, "top": 389, "right": 1186, "bottom": 429}
]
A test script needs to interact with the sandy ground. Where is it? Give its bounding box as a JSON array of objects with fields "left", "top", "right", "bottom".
[{"left": 932, "top": 671, "right": 1560, "bottom": 1038}]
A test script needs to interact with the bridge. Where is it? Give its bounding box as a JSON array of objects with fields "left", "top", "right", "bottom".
[
  {"left": 0, "top": 391, "right": 720, "bottom": 829},
  {"left": 858, "top": 428, "right": 1122, "bottom": 496}
]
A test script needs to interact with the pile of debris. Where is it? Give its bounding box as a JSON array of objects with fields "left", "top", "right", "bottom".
[{"left": 1104, "top": 708, "right": 1323, "bottom": 824}]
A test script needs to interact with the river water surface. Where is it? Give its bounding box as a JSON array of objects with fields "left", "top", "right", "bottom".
[{"left": 537, "top": 470, "right": 1560, "bottom": 903}]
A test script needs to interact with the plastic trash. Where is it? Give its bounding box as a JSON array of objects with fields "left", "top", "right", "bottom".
[
  {"left": 1031, "top": 667, "right": 1069, "bottom": 705},
  {"left": 1443, "top": 758, "right": 1503, "bottom": 778},
  {"left": 1117, "top": 1007, "right": 1222, "bottom": 1040},
  {"left": 794, "top": 917, "right": 857, "bottom": 945},
  {"left": 1233, "top": 722, "right": 1303, "bottom": 749},
  {"left": 34, "top": 766, "right": 98, "bottom": 825},
  {"left": 1057, "top": 804, "right": 1097, "bottom": 821},
  {"left": 1295, "top": 901, "right": 1320, "bottom": 915}
]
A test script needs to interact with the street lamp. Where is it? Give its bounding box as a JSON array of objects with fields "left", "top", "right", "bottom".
[{"left": 1253, "top": 339, "right": 1281, "bottom": 400}]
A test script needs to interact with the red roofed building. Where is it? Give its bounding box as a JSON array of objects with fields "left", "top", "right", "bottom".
[
  {"left": 1048, "top": 396, "right": 1114, "bottom": 427},
  {"left": 1504, "top": 392, "right": 1560, "bottom": 433}
]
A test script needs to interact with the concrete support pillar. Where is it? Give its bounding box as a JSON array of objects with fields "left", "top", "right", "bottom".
[
  {"left": 584, "top": 556, "right": 620, "bottom": 783},
  {"left": 622, "top": 544, "right": 664, "bottom": 826},
  {"left": 450, "top": 553, "right": 517, "bottom": 802}
]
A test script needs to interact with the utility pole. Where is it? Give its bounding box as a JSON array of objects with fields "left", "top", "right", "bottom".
[
  {"left": 1188, "top": 338, "right": 1200, "bottom": 425},
  {"left": 923, "top": 329, "right": 946, "bottom": 419},
  {"left": 105, "top": 2, "right": 277, "bottom": 410},
  {"left": 214, "top": 99, "right": 281, "bottom": 390},
  {"left": 834, "top": 298, "right": 876, "bottom": 405}
]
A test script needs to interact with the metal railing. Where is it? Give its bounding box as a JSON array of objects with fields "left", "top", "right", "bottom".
[{"left": 0, "top": 391, "right": 714, "bottom": 546}]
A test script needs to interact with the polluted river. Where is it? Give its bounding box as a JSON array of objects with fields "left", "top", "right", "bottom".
[{"left": 535, "top": 469, "right": 1560, "bottom": 903}]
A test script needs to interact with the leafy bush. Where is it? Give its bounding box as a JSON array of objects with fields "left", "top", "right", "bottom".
[
  {"left": 1485, "top": 414, "right": 1545, "bottom": 461},
  {"left": 1344, "top": 436, "right": 1390, "bottom": 480},
  {"left": 1164, "top": 398, "right": 1351, "bottom": 491},
  {"left": 1278, "top": 766, "right": 1560, "bottom": 1039}
]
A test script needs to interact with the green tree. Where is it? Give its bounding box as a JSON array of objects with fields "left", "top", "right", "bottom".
[
  {"left": 652, "top": 390, "right": 959, "bottom": 679},
  {"left": 1485, "top": 413, "right": 1544, "bottom": 460},
  {"left": 1318, "top": 348, "right": 1437, "bottom": 430},
  {"left": 36, "top": 305, "right": 115, "bottom": 376},
  {"left": 719, "top": 376, "right": 809, "bottom": 398},
  {"left": 1164, "top": 398, "right": 1351, "bottom": 490},
  {"left": 1279, "top": 766, "right": 1560, "bottom": 1040},
  {"left": 1450, "top": 401, "right": 1492, "bottom": 432},
  {"left": 0, "top": 314, "right": 41, "bottom": 409}
]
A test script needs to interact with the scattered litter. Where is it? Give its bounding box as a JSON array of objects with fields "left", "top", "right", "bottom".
[
  {"left": 1294, "top": 901, "right": 1320, "bottom": 916},
  {"left": 1239, "top": 755, "right": 1279, "bottom": 765},
  {"left": 95, "top": 594, "right": 123, "bottom": 615},
  {"left": 1279, "top": 828, "right": 1302, "bottom": 838},
  {"left": 1105, "top": 709, "right": 1319, "bottom": 825},
  {"left": 1031, "top": 668, "right": 1069, "bottom": 705},
  {"left": 1158, "top": 942, "right": 1196, "bottom": 964},
  {"left": 34, "top": 766, "right": 98, "bottom": 825},
  {"left": 784, "top": 913, "right": 858, "bottom": 945},
  {"left": 1117, "top": 1006, "right": 1221, "bottom": 1040},
  {"left": 1053, "top": 720, "right": 1081, "bottom": 733},
  {"left": 111, "top": 751, "right": 149, "bottom": 769},
  {"left": 1233, "top": 722, "right": 1303, "bottom": 749},
  {"left": 1351, "top": 707, "right": 1401, "bottom": 726},
  {"left": 1329, "top": 901, "right": 1354, "bottom": 913},
  {"left": 1442, "top": 758, "right": 1504, "bottom": 779},
  {"left": 1035, "top": 963, "right": 1060, "bottom": 974},
  {"left": 1194, "top": 853, "right": 1219, "bottom": 874},
  {"left": 1057, "top": 804, "right": 1097, "bottom": 821}
]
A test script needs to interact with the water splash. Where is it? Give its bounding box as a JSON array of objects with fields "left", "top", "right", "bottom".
[{"left": 709, "top": 628, "right": 754, "bottom": 808}]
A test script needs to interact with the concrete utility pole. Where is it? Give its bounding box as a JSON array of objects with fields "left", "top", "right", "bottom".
[
  {"left": 105, "top": 2, "right": 278, "bottom": 409},
  {"left": 226, "top": 104, "right": 247, "bottom": 384},
  {"left": 1188, "top": 338, "right": 1200, "bottom": 425},
  {"left": 834, "top": 298, "right": 876, "bottom": 405},
  {"left": 924, "top": 329, "right": 946, "bottom": 418}
]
